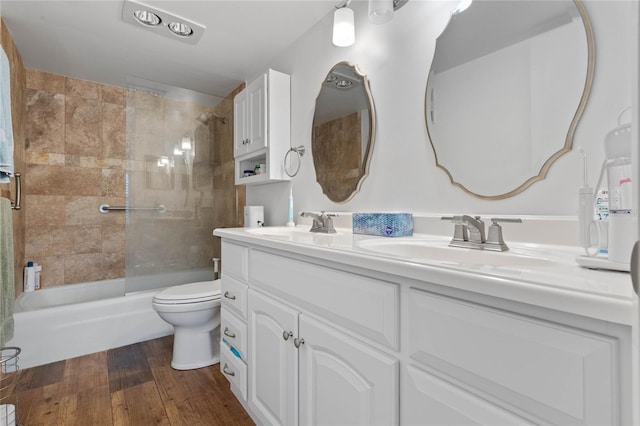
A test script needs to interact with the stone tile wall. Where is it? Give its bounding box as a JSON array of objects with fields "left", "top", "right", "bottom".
[
  {"left": 23, "top": 69, "right": 244, "bottom": 288},
  {"left": 24, "top": 69, "right": 127, "bottom": 286}
]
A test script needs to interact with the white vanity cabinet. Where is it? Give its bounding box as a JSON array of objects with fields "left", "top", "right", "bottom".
[
  {"left": 216, "top": 235, "right": 632, "bottom": 426},
  {"left": 233, "top": 69, "right": 290, "bottom": 185},
  {"left": 403, "top": 287, "right": 631, "bottom": 426}
]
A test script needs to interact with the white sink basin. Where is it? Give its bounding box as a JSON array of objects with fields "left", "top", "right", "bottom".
[
  {"left": 245, "top": 227, "right": 351, "bottom": 247},
  {"left": 246, "top": 226, "right": 310, "bottom": 237},
  {"left": 356, "top": 239, "right": 555, "bottom": 268}
]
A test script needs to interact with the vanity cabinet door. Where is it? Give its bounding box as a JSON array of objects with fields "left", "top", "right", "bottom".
[
  {"left": 298, "top": 315, "right": 399, "bottom": 426},
  {"left": 248, "top": 289, "right": 299, "bottom": 426}
]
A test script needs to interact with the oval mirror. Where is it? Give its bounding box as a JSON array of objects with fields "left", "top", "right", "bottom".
[
  {"left": 312, "top": 62, "right": 375, "bottom": 203},
  {"left": 425, "top": 0, "right": 594, "bottom": 199}
]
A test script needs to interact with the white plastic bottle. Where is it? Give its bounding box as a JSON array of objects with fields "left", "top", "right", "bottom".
[{"left": 24, "top": 261, "right": 36, "bottom": 292}]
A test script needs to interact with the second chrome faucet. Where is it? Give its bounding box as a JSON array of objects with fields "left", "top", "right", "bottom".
[{"left": 441, "top": 215, "right": 521, "bottom": 251}]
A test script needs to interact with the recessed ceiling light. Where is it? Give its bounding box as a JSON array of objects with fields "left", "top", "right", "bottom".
[
  {"left": 168, "top": 22, "right": 194, "bottom": 37},
  {"left": 133, "top": 10, "right": 161, "bottom": 26},
  {"left": 122, "top": 0, "right": 206, "bottom": 45}
]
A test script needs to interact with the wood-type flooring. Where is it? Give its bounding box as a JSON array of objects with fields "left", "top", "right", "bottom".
[{"left": 9, "top": 335, "right": 254, "bottom": 425}]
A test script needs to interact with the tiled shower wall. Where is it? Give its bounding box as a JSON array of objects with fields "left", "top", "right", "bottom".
[
  {"left": 24, "top": 70, "right": 127, "bottom": 286},
  {"left": 23, "top": 69, "right": 244, "bottom": 288}
]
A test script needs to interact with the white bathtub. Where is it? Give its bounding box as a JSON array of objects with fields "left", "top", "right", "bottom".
[{"left": 7, "top": 278, "right": 176, "bottom": 369}]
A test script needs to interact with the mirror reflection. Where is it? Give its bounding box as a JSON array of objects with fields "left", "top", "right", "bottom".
[
  {"left": 312, "top": 62, "right": 375, "bottom": 203},
  {"left": 425, "top": 0, "right": 594, "bottom": 199}
]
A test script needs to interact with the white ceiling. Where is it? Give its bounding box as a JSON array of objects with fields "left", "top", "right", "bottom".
[{"left": 0, "top": 0, "right": 333, "bottom": 104}]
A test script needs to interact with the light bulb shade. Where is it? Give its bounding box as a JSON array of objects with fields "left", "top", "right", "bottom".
[
  {"left": 332, "top": 7, "right": 355, "bottom": 47},
  {"left": 453, "top": 0, "right": 473, "bottom": 14},
  {"left": 368, "top": 0, "right": 394, "bottom": 24}
]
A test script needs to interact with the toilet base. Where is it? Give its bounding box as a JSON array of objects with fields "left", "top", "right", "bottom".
[{"left": 171, "top": 327, "right": 220, "bottom": 370}]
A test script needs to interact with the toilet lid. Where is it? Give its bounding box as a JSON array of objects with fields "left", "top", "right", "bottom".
[{"left": 153, "top": 280, "right": 221, "bottom": 304}]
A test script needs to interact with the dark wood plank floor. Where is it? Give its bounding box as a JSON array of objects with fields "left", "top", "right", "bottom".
[{"left": 10, "top": 336, "right": 254, "bottom": 425}]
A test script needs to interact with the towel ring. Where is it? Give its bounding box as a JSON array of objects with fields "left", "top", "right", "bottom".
[{"left": 284, "top": 146, "right": 305, "bottom": 177}]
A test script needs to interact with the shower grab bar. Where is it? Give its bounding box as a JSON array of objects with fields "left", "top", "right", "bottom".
[
  {"left": 99, "top": 204, "right": 166, "bottom": 214},
  {"left": 11, "top": 172, "right": 21, "bottom": 210}
]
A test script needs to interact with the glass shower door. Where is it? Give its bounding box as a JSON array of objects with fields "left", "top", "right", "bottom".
[{"left": 124, "top": 89, "right": 229, "bottom": 292}]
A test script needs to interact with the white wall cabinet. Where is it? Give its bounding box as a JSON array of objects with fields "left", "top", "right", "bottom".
[
  {"left": 218, "top": 239, "right": 631, "bottom": 425},
  {"left": 234, "top": 69, "right": 290, "bottom": 185}
]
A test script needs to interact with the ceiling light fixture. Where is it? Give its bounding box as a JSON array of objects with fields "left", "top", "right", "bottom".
[
  {"left": 332, "top": 2, "right": 355, "bottom": 47},
  {"left": 168, "top": 22, "right": 193, "bottom": 37},
  {"left": 368, "top": 0, "right": 394, "bottom": 24},
  {"left": 133, "top": 10, "right": 161, "bottom": 26},
  {"left": 336, "top": 79, "right": 353, "bottom": 88},
  {"left": 122, "top": 0, "right": 205, "bottom": 45}
]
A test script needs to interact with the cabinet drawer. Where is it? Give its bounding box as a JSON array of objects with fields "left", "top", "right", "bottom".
[
  {"left": 221, "top": 274, "right": 248, "bottom": 320},
  {"left": 408, "top": 288, "right": 618, "bottom": 425},
  {"left": 403, "top": 364, "right": 533, "bottom": 425},
  {"left": 222, "top": 241, "right": 248, "bottom": 281},
  {"left": 220, "top": 344, "right": 247, "bottom": 401},
  {"left": 221, "top": 306, "right": 247, "bottom": 362},
  {"left": 249, "top": 250, "right": 399, "bottom": 350}
]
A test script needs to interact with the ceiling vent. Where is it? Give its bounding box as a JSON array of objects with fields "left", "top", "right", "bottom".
[{"left": 122, "top": 0, "right": 205, "bottom": 45}]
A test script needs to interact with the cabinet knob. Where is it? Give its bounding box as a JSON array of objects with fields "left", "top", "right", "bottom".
[
  {"left": 222, "top": 363, "right": 235, "bottom": 377},
  {"left": 224, "top": 291, "right": 236, "bottom": 300},
  {"left": 224, "top": 327, "right": 236, "bottom": 339},
  {"left": 283, "top": 331, "right": 293, "bottom": 341},
  {"left": 294, "top": 337, "right": 305, "bottom": 348}
]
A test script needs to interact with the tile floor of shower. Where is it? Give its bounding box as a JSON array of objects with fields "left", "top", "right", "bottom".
[{"left": 11, "top": 335, "right": 254, "bottom": 425}]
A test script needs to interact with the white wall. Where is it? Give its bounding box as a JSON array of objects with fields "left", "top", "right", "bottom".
[{"left": 246, "top": 0, "right": 636, "bottom": 232}]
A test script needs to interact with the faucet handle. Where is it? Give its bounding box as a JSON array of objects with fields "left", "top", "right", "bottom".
[
  {"left": 490, "top": 218, "right": 523, "bottom": 225},
  {"left": 485, "top": 218, "right": 522, "bottom": 251}
]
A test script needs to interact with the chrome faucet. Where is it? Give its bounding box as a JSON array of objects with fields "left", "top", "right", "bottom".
[
  {"left": 300, "top": 211, "right": 337, "bottom": 234},
  {"left": 441, "top": 216, "right": 521, "bottom": 251}
]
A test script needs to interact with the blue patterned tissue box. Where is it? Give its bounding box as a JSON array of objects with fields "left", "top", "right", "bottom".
[{"left": 352, "top": 213, "right": 413, "bottom": 237}]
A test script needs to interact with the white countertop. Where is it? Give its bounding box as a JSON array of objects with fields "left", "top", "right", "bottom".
[{"left": 214, "top": 226, "right": 635, "bottom": 326}]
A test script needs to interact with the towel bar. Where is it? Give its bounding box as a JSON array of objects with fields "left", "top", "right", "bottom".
[
  {"left": 99, "top": 204, "right": 166, "bottom": 214},
  {"left": 10, "top": 172, "right": 20, "bottom": 210}
]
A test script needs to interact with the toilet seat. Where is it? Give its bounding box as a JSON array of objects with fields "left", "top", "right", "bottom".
[{"left": 153, "top": 280, "right": 221, "bottom": 305}]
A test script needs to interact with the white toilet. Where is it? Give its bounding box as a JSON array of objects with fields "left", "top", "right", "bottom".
[{"left": 152, "top": 279, "right": 222, "bottom": 370}]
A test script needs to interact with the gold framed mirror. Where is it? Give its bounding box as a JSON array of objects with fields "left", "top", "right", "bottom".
[
  {"left": 425, "top": 0, "right": 595, "bottom": 199},
  {"left": 312, "top": 62, "right": 376, "bottom": 203}
]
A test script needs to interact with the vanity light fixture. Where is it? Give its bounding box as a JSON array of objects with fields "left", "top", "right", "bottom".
[
  {"left": 452, "top": 0, "right": 473, "bottom": 15},
  {"left": 122, "top": 0, "right": 205, "bottom": 44},
  {"left": 332, "top": 1, "right": 355, "bottom": 47}
]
